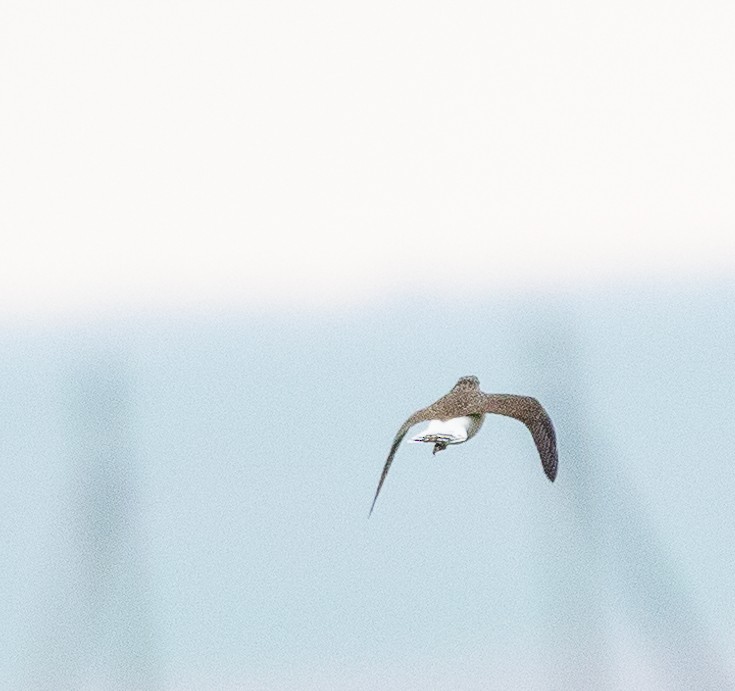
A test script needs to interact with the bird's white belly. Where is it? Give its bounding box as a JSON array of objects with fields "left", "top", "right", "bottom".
[{"left": 410, "top": 415, "right": 483, "bottom": 445}]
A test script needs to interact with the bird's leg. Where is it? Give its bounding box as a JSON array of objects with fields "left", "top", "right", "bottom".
[
  {"left": 432, "top": 440, "right": 449, "bottom": 455},
  {"left": 416, "top": 434, "right": 451, "bottom": 455},
  {"left": 410, "top": 432, "right": 454, "bottom": 453}
]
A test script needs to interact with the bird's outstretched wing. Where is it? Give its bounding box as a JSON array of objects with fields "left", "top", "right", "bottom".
[
  {"left": 369, "top": 408, "right": 433, "bottom": 516},
  {"left": 480, "top": 394, "right": 558, "bottom": 481}
]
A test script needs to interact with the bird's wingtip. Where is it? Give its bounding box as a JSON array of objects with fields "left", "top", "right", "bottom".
[{"left": 368, "top": 496, "right": 378, "bottom": 518}]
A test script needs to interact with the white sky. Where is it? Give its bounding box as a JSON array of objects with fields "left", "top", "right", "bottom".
[{"left": 2, "top": 0, "right": 734, "bottom": 316}]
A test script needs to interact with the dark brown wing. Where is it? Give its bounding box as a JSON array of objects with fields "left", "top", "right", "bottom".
[
  {"left": 369, "top": 408, "right": 434, "bottom": 516},
  {"left": 480, "top": 394, "right": 558, "bottom": 481}
]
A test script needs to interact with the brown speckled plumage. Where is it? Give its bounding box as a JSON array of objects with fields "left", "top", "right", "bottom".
[{"left": 369, "top": 375, "right": 558, "bottom": 516}]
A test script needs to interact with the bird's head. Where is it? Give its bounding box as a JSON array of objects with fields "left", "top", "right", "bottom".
[{"left": 454, "top": 375, "right": 480, "bottom": 391}]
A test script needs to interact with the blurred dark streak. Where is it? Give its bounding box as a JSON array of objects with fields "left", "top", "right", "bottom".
[
  {"left": 28, "top": 349, "right": 161, "bottom": 689},
  {"left": 526, "top": 312, "right": 731, "bottom": 690}
]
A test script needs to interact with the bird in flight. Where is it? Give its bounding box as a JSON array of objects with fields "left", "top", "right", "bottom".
[{"left": 369, "top": 375, "right": 558, "bottom": 515}]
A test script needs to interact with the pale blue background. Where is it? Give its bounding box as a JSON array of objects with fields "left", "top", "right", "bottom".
[
  {"left": 3, "top": 0, "right": 735, "bottom": 687},
  {"left": 2, "top": 284, "right": 734, "bottom": 689}
]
